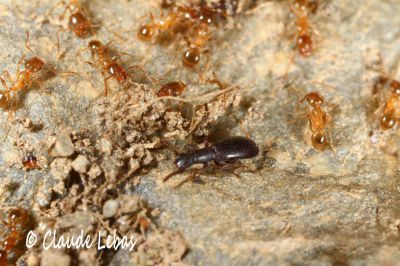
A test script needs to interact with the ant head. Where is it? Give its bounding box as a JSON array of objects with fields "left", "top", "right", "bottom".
[
  {"left": 179, "top": 80, "right": 187, "bottom": 89},
  {"left": 303, "top": 92, "right": 324, "bottom": 107},
  {"left": 69, "top": 12, "right": 91, "bottom": 38},
  {"left": 88, "top": 40, "right": 102, "bottom": 51},
  {"left": 311, "top": 132, "right": 328, "bottom": 150},
  {"left": 390, "top": 80, "right": 400, "bottom": 95},
  {"left": 175, "top": 154, "right": 191, "bottom": 171},
  {"left": 199, "top": 6, "right": 216, "bottom": 25},
  {"left": 182, "top": 47, "right": 200, "bottom": 68},
  {"left": 24, "top": 57, "right": 45, "bottom": 73},
  {"left": 291, "top": 0, "right": 309, "bottom": 16},
  {"left": 178, "top": 6, "right": 198, "bottom": 20},
  {"left": 7, "top": 208, "right": 28, "bottom": 225},
  {"left": 0, "top": 93, "right": 10, "bottom": 108},
  {"left": 137, "top": 25, "right": 154, "bottom": 41}
]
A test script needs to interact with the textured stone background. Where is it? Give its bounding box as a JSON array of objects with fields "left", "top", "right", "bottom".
[{"left": 0, "top": 0, "right": 400, "bottom": 265}]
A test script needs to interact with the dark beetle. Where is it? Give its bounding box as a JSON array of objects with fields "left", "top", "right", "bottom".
[{"left": 164, "top": 136, "right": 259, "bottom": 183}]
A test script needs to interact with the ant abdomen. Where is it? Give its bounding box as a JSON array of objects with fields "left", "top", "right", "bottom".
[
  {"left": 182, "top": 46, "right": 200, "bottom": 68},
  {"left": 380, "top": 114, "right": 396, "bottom": 130},
  {"left": 311, "top": 132, "right": 328, "bottom": 150},
  {"left": 137, "top": 25, "right": 155, "bottom": 41},
  {"left": 297, "top": 34, "right": 313, "bottom": 57}
]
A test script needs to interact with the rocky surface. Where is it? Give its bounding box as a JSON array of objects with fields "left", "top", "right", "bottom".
[{"left": 0, "top": 0, "right": 399, "bottom": 265}]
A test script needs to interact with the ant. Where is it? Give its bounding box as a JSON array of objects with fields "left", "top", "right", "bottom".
[
  {"left": 137, "top": 11, "right": 181, "bottom": 42},
  {"left": 87, "top": 40, "right": 151, "bottom": 96},
  {"left": 0, "top": 208, "right": 32, "bottom": 266},
  {"left": 0, "top": 32, "right": 46, "bottom": 110},
  {"left": 49, "top": 0, "right": 94, "bottom": 54},
  {"left": 157, "top": 80, "right": 187, "bottom": 97},
  {"left": 182, "top": 22, "right": 211, "bottom": 69},
  {"left": 163, "top": 136, "right": 259, "bottom": 187},
  {"left": 289, "top": 0, "right": 319, "bottom": 57},
  {"left": 23, "top": 154, "right": 40, "bottom": 170},
  {"left": 301, "top": 92, "right": 333, "bottom": 150},
  {"left": 371, "top": 55, "right": 400, "bottom": 130},
  {"left": 137, "top": 1, "right": 224, "bottom": 42},
  {"left": 375, "top": 78, "right": 400, "bottom": 130}
]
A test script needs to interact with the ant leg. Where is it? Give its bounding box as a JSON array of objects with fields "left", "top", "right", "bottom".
[
  {"left": 58, "top": 2, "right": 69, "bottom": 21},
  {"left": 1, "top": 94, "right": 15, "bottom": 143},
  {"left": 311, "top": 80, "right": 336, "bottom": 92},
  {"left": 58, "top": 71, "right": 79, "bottom": 80},
  {"left": 2, "top": 71, "right": 13, "bottom": 85},
  {"left": 198, "top": 50, "right": 211, "bottom": 83},
  {"left": 85, "top": 61, "right": 97, "bottom": 68},
  {"left": 103, "top": 75, "right": 115, "bottom": 96},
  {"left": 282, "top": 49, "right": 296, "bottom": 82},
  {"left": 206, "top": 72, "right": 225, "bottom": 90},
  {"left": 15, "top": 55, "right": 27, "bottom": 80},
  {"left": 326, "top": 114, "right": 336, "bottom": 154},
  {"left": 0, "top": 77, "right": 9, "bottom": 90},
  {"left": 126, "top": 65, "right": 156, "bottom": 84},
  {"left": 25, "top": 31, "right": 34, "bottom": 54},
  {"left": 56, "top": 28, "right": 68, "bottom": 58}
]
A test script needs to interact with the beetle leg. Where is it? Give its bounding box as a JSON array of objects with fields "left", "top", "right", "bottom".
[{"left": 174, "top": 169, "right": 205, "bottom": 188}]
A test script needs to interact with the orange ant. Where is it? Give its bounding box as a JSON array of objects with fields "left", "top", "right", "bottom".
[
  {"left": 0, "top": 33, "right": 46, "bottom": 110},
  {"left": 371, "top": 54, "right": 400, "bottom": 130},
  {"left": 378, "top": 79, "right": 400, "bottom": 130},
  {"left": 0, "top": 208, "right": 31, "bottom": 266},
  {"left": 182, "top": 22, "right": 211, "bottom": 69},
  {"left": 49, "top": 0, "right": 94, "bottom": 54},
  {"left": 289, "top": 0, "right": 318, "bottom": 57},
  {"left": 137, "top": 11, "right": 182, "bottom": 42},
  {"left": 87, "top": 40, "right": 151, "bottom": 96},
  {"left": 300, "top": 92, "right": 332, "bottom": 150},
  {"left": 137, "top": 0, "right": 225, "bottom": 43},
  {"left": 157, "top": 80, "right": 187, "bottom": 97}
]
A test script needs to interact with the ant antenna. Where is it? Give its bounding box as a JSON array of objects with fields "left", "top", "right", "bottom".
[{"left": 25, "top": 31, "right": 35, "bottom": 54}]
